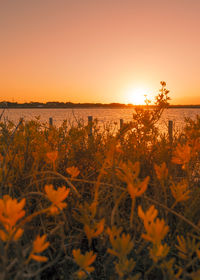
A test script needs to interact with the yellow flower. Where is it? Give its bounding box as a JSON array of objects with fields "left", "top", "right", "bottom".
[
  {"left": 154, "top": 162, "right": 168, "bottom": 181},
  {"left": 29, "top": 234, "right": 50, "bottom": 262},
  {"left": 76, "top": 271, "right": 86, "bottom": 279},
  {"left": 117, "top": 161, "right": 149, "bottom": 199},
  {"left": 170, "top": 180, "right": 190, "bottom": 204},
  {"left": 142, "top": 218, "right": 169, "bottom": 244},
  {"left": 127, "top": 177, "right": 149, "bottom": 199},
  {"left": 107, "top": 227, "right": 134, "bottom": 258},
  {"left": 138, "top": 205, "right": 169, "bottom": 245},
  {"left": 73, "top": 249, "right": 96, "bottom": 276},
  {"left": 138, "top": 205, "right": 169, "bottom": 263},
  {"left": 66, "top": 166, "right": 80, "bottom": 178},
  {"left": 44, "top": 185, "right": 70, "bottom": 214},
  {"left": 84, "top": 219, "right": 104, "bottom": 244},
  {"left": 117, "top": 161, "right": 140, "bottom": 184},
  {"left": 138, "top": 205, "right": 158, "bottom": 228},
  {"left": 0, "top": 195, "right": 25, "bottom": 241},
  {"left": 176, "top": 235, "right": 187, "bottom": 260},
  {"left": 172, "top": 143, "right": 191, "bottom": 169},
  {"left": 46, "top": 151, "right": 58, "bottom": 163},
  {"left": 150, "top": 243, "right": 169, "bottom": 263}
]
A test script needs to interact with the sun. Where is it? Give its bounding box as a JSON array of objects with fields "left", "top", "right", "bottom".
[{"left": 125, "top": 87, "right": 148, "bottom": 105}]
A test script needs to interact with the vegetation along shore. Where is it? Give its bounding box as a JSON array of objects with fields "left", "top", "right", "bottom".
[
  {"left": 0, "top": 83, "right": 200, "bottom": 279},
  {"left": 1, "top": 102, "right": 200, "bottom": 109}
]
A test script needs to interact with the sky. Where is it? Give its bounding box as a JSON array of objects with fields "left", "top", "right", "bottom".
[{"left": 0, "top": 0, "right": 200, "bottom": 105}]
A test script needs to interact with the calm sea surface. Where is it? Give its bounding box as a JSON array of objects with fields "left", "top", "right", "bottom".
[{"left": 1, "top": 108, "right": 200, "bottom": 133}]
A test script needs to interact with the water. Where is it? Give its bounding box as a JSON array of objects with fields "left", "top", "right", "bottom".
[{"left": 1, "top": 107, "right": 200, "bottom": 133}]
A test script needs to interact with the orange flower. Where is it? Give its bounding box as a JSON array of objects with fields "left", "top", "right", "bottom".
[
  {"left": 170, "top": 180, "right": 190, "bottom": 204},
  {"left": 66, "top": 166, "right": 80, "bottom": 178},
  {"left": 138, "top": 205, "right": 169, "bottom": 263},
  {"left": 29, "top": 234, "right": 50, "bottom": 262},
  {"left": 175, "top": 235, "right": 187, "bottom": 260},
  {"left": 154, "top": 162, "right": 168, "bottom": 181},
  {"left": 46, "top": 151, "right": 58, "bottom": 163},
  {"left": 172, "top": 143, "right": 191, "bottom": 169},
  {"left": 138, "top": 205, "right": 158, "bottom": 227},
  {"left": 44, "top": 185, "right": 70, "bottom": 214},
  {"left": 117, "top": 161, "right": 140, "bottom": 184},
  {"left": 107, "top": 227, "right": 134, "bottom": 258},
  {"left": 73, "top": 249, "right": 96, "bottom": 276},
  {"left": 117, "top": 161, "right": 149, "bottom": 199},
  {"left": 149, "top": 243, "right": 169, "bottom": 263},
  {"left": 142, "top": 218, "right": 169, "bottom": 245},
  {"left": 84, "top": 219, "right": 104, "bottom": 244},
  {"left": 0, "top": 195, "right": 25, "bottom": 241},
  {"left": 138, "top": 205, "right": 169, "bottom": 245},
  {"left": 127, "top": 177, "right": 149, "bottom": 199}
]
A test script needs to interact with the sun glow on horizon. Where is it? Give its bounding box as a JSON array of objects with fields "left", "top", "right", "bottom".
[{"left": 124, "top": 86, "right": 150, "bottom": 105}]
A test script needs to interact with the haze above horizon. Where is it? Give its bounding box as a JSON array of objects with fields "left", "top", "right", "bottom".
[{"left": 0, "top": 0, "right": 200, "bottom": 105}]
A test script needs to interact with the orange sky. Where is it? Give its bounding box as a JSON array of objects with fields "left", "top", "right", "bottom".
[{"left": 0, "top": 0, "right": 200, "bottom": 105}]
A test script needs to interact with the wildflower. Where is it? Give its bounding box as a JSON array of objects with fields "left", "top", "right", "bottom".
[
  {"left": 138, "top": 205, "right": 169, "bottom": 262},
  {"left": 107, "top": 227, "right": 134, "bottom": 258},
  {"left": 138, "top": 205, "right": 169, "bottom": 244},
  {"left": 142, "top": 217, "right": 169, "bottom": 244},
  {"left": 176, "top": 235, "right": 187, "bottom": 260},
  {"left": 172, "top": 143, "right": 191, "bottom": 169},
  {"left": 149, "top": 243, "right": 169, "bottom": 263},
  {"left": 117, "top": 161, "right": 140, "bottom": 184},
  {"left": 127, "top": 176, "right": 149, "bottom": 199},
  {"left": 107, "top": 227, "right": 135, "bottom": 277},
  {"left": 84, "top": 219, "right": 104, "bottom": 244},
  {"left": 66, "top": 166, "right": 80, "bottom": 178},
  {"left": 176, "top": 235, "right": 199, "bottom": 260},
  {"left": 44, "top": 185, "right": 70, "bottom": 214},
  {"left": 115, "top": 257, "right": 136, "bottom": 278},
  {"left": 170, "top": 180, "right": 190, "bottom": 204},
  {"left": 73, "top": 249, "right": 96, "bottom": 278},
  {"left": 29, "top": 234, "right": 50, "bottom": 262},
  {"left": 117, "top": 161, "right": 149, "bottom": 199},
  {"left": 46, "top": 151, "right": 58, "bottom": 163},
  {"left": 0, "top": 195, "right": 25, "bottom": 241},
  {"left": 138, "top": 205, "right": 158, "bottom": 228},
  {"left": 154, "top": 162, "right": 168, "bottom": 181}
]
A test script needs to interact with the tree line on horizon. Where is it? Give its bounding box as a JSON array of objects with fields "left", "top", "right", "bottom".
[{"left": 0, "top": 101, "right": 200, "bottom": 109}]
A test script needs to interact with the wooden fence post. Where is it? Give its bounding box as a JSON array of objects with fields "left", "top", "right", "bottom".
[
  {"left": 168, "top": 120, "right": 173, "bottom": 144},
  {"left": 88, "top": 116, "right": 93, "bottom": 138},
  {"left": 120, "top": 119, "right": 124, "bottom": 130},
  {"left": 49, "top": 117, "right": 53, "bottom": 126}
]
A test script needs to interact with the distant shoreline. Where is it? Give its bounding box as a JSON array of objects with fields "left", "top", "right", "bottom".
[{"left": 1, "top": 101, "right": 200, "bottom": 109}]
